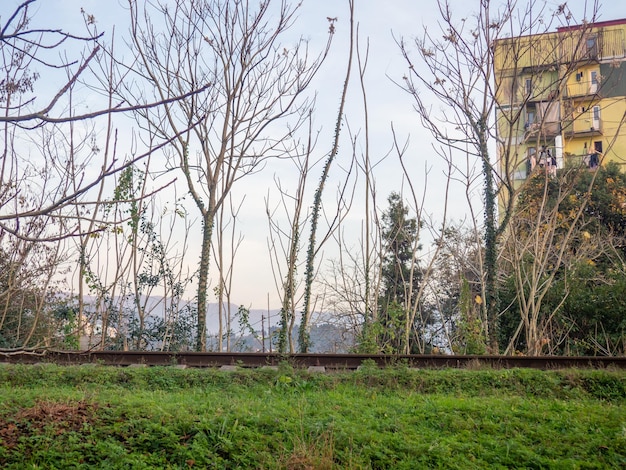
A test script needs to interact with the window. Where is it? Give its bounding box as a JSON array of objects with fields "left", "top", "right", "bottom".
[
  {"left": 525, "top": 78, "right": 532, "bottom": 95},
  {"left": 590, "top": 70, "right": 599, "bottom": 93},
  {"left": 594, "top": 141, "right": 603, "bottom": 153},
  {"left": 586, "top": 36, "right": 597, "bottom": 58},
  {"left": 592, "top": 106, "right": 600, "bottom": 131},
  {"left": 589, "top": 141, "right": 602, "bottom": 169}
]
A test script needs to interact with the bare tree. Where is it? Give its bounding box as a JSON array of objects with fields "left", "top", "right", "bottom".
[
  {"left": 299, "top": 2, "right": 352, "bottom": 353},
  {"left": 265, "top": 127, "right": 315, "bottom": 354},
  {"left": 499, "top": 160, "right": 626, "bottom": 355},
  {"left": 267, "top": 113, "right": 358, "bottom": 354},
  {"left": 501, "top": 180, "right": 581, "bottom": 355},
  {"left": 111, "top": 0, "right": 333, "bottom": 351},
  {"left": 213, "top": 193, "right": 245, "bottom": 352},
  {"left": 397, "top": 0, "right": 509, "bottom": 352},
  {"left": 396, "top": 0, "right": 602, "bottom": 352},
  {"left": 0, "top": 2, "right": 104, "bottom": 347},
  {"left": 0, "top": 0, "right": 103, "bottom": 126},
  {"left": 0, "top": 1, "right": 196, "bottom": 243},
  {"left": 0, "top": 216, "right": 69, "bottom": 348},
  {"left": 319, "top": 125, "right": 383, "bottom": 353},
  {"left": 426, "top": 223, "right": 486, "bottom": 354}
]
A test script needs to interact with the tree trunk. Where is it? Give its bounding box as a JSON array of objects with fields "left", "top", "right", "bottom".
[{"left": 196, "top": 212, "right": 214, "bottom": 352}]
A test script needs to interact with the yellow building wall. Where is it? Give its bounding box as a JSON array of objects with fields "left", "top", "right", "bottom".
[
  {"left": 494, "top": 19, "right": 626, "bottom": 217},
  {"left": 494, "top": 20, "right": 626, "bottom": 174}
]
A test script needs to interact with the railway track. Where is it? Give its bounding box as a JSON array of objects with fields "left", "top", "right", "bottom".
[{"left": 1, "top": 350, "right": 625, "bottom": 370}]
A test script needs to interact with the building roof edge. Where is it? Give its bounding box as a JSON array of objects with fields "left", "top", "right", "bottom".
[{"left": 557, "top": 18, "right": 626, "bottom": 32}]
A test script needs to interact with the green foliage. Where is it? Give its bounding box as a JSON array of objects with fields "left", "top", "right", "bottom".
[
  {"left": 108, "top": 304, "right": 196, "bottom": 352},
  {"left": 426, "top": 225, "right": 486, "bottom": 354},
  {"left": 106, "top": 165, "right": 142, "bottom": 232},
  {"left": 360, "top": 192, "right": 425, "bottom": 354},
  {"left": 479, "top": 134, "right": 500, "bottom": 354},
  {"left": 277, "top": 307, "right": 290, "bottom": 354},
  {"left": 380, "top": 192, "right": 421, "bottom": 308},
  {"left": 456, "top": 277, "right": 487, "bottom": 355},
  {"left": 235, "top": 305, "right": 257, "bottom": 339},
  {"left": 355, "top": 321, "right": 386, "bottom": 354},
  {"left": 554, "top": 264, "right": 626, "bottom": 354},
  {"left": 0, "top": 245, "right": 74, "bottom": 349},
  {"left": 375, "top": 301, "right": 408, "bottom": 354},
  {"left": 0, "top": 365, "right": 625, "bottom": 468},
  {"left": 79, "top": 165, "right": 195, "bottom": 351},
  {"left": 52, "top": 303, "right": 80, "bottom": 350},
  {"left": 499, "top": 163, "right": 626, "bottom": 355}
]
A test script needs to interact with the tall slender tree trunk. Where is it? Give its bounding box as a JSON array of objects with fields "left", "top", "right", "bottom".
[
  {"left": 196, "top": 211, "right": 214, "bottom": 352},
  {"left": 479, "top": 128, "right": 499, "bottom": 353},
  {"left": 299, "top": 3, "right": 353, "bottom": 353}
]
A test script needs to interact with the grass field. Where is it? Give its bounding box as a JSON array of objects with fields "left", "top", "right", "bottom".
[{"left": 0, "top": 362, "right": 625, "bottom": 469}]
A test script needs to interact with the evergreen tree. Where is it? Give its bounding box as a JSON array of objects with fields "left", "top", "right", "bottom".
[
  {"left": 380, "top": 193, "right": 421, "bottom": 306},
  {"left": 376, "top": 192, "right": 422, "bottom": 353}
]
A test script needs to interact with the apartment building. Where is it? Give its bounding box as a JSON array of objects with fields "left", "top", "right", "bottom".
[{"left": 493, "top": 18, "right": 626, "bottom": 184}]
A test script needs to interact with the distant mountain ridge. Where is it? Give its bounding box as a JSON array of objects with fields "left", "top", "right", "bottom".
[{"left": 78, "top": 295, "right": 355, "bottom": 352}]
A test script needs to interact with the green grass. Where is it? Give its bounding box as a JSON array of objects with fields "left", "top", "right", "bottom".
[{"left": 1, "top": 364, "right": 625, "bottom": 469}]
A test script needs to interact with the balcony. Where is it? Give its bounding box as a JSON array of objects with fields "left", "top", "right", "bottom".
[
  {"left": 524, "top": 121, "right": 561, "bottom": 142},
  {"left": 562, "top": 117, "right": 603, "bottom": 137},
  {"left": 559, "top": 28, "right": 626, "bottom": 64},
  {"left": 564, "top": 79, "right": 600, "bottom": 99}
]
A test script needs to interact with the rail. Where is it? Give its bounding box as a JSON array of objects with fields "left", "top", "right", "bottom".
[{"left": 1, "top": 350, "right": 625, "bottom": 370}]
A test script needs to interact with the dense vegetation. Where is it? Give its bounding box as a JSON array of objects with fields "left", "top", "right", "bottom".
[
  {"left": 1, "top": 364, "right": 625, "bottom": 468},
  {"left": 499, "top": 163, "right": 626, "bottom": 355}
]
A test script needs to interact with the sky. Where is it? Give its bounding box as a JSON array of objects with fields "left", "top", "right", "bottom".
[{"left": 5, "top": 0, "right": 626, "bottom": 312}]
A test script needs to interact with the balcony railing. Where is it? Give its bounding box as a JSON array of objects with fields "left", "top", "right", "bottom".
[
  {"left": 564, "top": 80, "right": 599, "bottom": 98},
  {"left": 495, "top": 27, "right": 625, "bottom": 72},
  {"left": 562, "top": 118, "right": 602, "bottom": 136},
  {"left": 524, "top": 121, "right": 561, "bottom": 141}
]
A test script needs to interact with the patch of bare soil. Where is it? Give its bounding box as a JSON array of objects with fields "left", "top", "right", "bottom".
[{"left": 0, "top": 400, "right": 101, "bottom": 450}]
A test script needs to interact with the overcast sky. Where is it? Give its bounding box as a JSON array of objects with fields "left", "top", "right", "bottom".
[{"left": 6, "top": 0, "right": 625, "bottom": 312}]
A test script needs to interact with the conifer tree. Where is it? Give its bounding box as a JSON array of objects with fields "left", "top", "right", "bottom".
[{"left": 376, "top": 192, "right": 422, "bottom": 353}]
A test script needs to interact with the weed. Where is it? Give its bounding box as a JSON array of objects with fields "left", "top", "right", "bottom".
[
  {"left": 0, "top": 365, "right": 625, "bottom": 468},
  {"left": 283, "top": 429, "right": 336, "bottom": 470}
]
